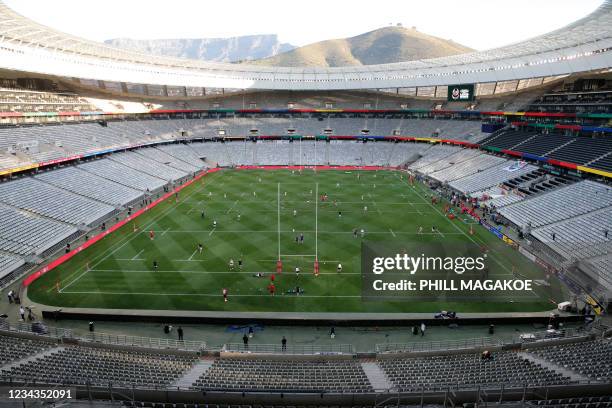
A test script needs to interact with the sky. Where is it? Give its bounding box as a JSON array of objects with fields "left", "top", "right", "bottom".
[{"left": 3, "top": 0, "right": 604, "bottom": 50}]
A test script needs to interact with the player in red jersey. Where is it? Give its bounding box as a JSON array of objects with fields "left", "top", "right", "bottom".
[{"left": 149, "top": 230, "right": 155, "bottom": 240}]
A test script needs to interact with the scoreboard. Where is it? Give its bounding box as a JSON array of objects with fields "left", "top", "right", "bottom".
[{"left": 447, "top": 84, "right": 475, "bottom": 101}]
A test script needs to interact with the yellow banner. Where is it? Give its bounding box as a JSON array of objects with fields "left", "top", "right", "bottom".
[
  {"left": 414, "top": 137, "right": 440, "bottom": 143},
  {"left": 577, "top": 165, "right": 612, "bottom": 179},
  {"left": 0, "top": 163, "right": 38, "bottom": 176}
]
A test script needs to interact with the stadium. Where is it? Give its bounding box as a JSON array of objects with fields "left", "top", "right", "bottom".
[{"left": 0, "top": 0, "right": 610, "bottom": 406}]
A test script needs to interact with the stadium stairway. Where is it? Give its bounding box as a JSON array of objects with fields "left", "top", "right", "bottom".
[
  {"left": 544, "top": 139, "right": 576, "bottom": 157},
  {"left": 360, "top": 361, "right": 394, "bottom": 391},
  {"left": 518, "top": 351, "right": 592, "bottom": 383},
  {"left": 172, "top": 358, "right": 214, "bottom": 389}
]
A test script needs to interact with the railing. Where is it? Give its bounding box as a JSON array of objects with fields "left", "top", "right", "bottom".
[
  {"left": 84, "top": 332, "right": 205, "bottom": 352},
  {"left": 12, "top": 321, "right": 74, "bottom": 339},
  {"left": 223, "top": 343, "right": 354, "bottom": 355},
  {"left": 0, "top": 321, "right": 205, "bottom": 352},
  {"left": 0, "top": 375, "right": 606, "bottom": 398},
  {"left": 376, "top": 337, "right": 502, "bottom": 353},
  {"left": 376, "top": 324, "right": 600, "bottom": 353},
  {"left": 512, "top": 326, "right": 594, "bottom": 344}
]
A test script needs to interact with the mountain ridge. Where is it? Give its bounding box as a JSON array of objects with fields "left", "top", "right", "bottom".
[
  {"left": 249, "top": 26, "right": 474, "bottom": 67},
  {"left": 104, "top": 35, "right": 295, "bottom": 63},
  {"left": 105, "top": 26, "right": 474, "bottom": 67}
]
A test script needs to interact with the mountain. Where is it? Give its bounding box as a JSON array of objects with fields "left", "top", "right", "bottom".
[
  {"left": 249, "top": 26, "right": 474, "bottom": 67},
  {"left": 104, "top": 35, "right": 295, "bottom": 63}
]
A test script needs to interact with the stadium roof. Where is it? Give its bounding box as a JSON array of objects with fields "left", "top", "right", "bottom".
[{"left": 0, "top": 1, "right": 610, "bottom": 90}]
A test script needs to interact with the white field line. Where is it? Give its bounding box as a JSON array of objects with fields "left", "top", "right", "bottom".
[
  {"left": 141, "top": 229, "right": 465, "bottom": 235},
  {"left": 131, "top": 249, "right": 144, "bottom": 260},
  {"left": 257, "top": 259, "right": 342, "bottom": 263},
  {"left": 277, "top": 182, "right": 281, "bottom": 260},
  {"left": 60, "top": 287, "right": 537, "bottom": 298},
  {"left": 85, "top": 267, "right": 516, "bottom": 279},
  {"left": 260, "top": 209, "right": 430, "bottom": 215},
  {"left": 403, "top": 193, "right": 423, "bottom": 216},
  {"left": 373, "top": 201, "right": 383, "bottom": 215},
  {"left": 315, "top": 182, "right": 318, "bottom": 259},
  {"left": 89, "top": 269, "right": 362, "bottom": 275},
  {"left": 187, "top": 249, "right": 198, "bottom": 261},
  {"left": 60, "top": 172, "right": 219, "bottom": 292},
  {"left": 410, "top": 183, "right": 517, "bottom": 277},
  {"left": 226, "top": 200, "right": 239, "bottom": 214},
  {"left": 183, "top": 199, "right": 429, "bottom": 205},
  {"left": 61, "top": 290, "right": 364, "bottom": 298}
]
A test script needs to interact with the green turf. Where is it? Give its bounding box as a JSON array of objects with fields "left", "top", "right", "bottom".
[{"left": 27, "top": 169, "right": 566, "bottom": 313}]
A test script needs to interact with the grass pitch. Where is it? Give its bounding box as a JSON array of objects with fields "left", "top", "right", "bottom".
[{"left": 27, "top": 169, "right": 565, "bottom": 313}]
